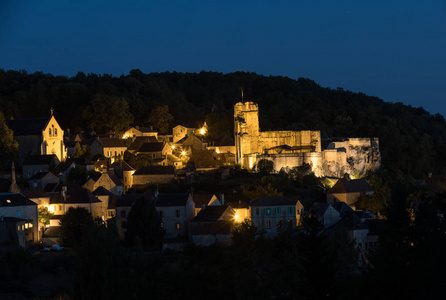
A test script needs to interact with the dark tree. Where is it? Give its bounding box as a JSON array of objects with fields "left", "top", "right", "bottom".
[
  {"left": 125, "top": 198, "right": 164, "bottom": 247},
  {"left": 0, "top": 112, "right": 18, "bottom": 171},
  {"left": 147, "top": 105, "right": 173, "bottom": 134},
  {"left": 59, "top": 207, "right": 94, "bottom": 247}
]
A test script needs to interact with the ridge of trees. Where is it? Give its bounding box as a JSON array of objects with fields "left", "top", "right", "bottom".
[{"left": 1, "top": 69, "right": 445, "bottom": 183}]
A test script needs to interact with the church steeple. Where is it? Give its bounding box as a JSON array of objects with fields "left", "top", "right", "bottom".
[{"left": 9, "top": 162, "right": 20, "bottom": 194}]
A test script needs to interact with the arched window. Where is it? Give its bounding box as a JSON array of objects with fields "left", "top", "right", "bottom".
[
  {"left": 49, "top": 128, "right": 52, "bottom": 136},
  {"left": 54, "top": 128, "right": 58, "bottom": 136}
]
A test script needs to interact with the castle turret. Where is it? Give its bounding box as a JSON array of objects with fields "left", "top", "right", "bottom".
[{"left": 234, "top": 101, "right": 260, "bottom": 165}]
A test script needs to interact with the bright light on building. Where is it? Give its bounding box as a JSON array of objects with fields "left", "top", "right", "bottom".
[
  {"left": 171, "top": 145, "right": 175, "bottom": 149},
  {"left": 181, "top": 151, "right": 186, "bottom": 156},
  {"left": 48, "top": 206, "right": 55, "bottom": 213},
  {"left": 200, "top": 128, "right": 206, "bottom": 135}
]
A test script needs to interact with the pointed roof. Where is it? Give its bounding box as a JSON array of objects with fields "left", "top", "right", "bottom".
[
  {"left": 6, "top": 117, "right": 50, "bottom": 136},
  {"left": 192, "top": 205, "right": 234, "bottom": 222},
  {"left": 65, "top": 188, "right": 101, "bottom": 204},
  {"left": 250, "top": 196, "right": 297, "bottom": 207},
  {"left": 154, "top": 193, "right": 190, "bottom": 207},
  {"left": 328, "top": 178, "right": 373, "bottom": 194},
  {"left": 0, "top": 193, "right": 37, "bottom": 207},
  {"left": 23, "top": 154, "right": 58, "bottom": 166}
]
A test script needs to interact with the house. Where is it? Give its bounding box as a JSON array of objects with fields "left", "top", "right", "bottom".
[
  {"left": 122, "top": 126, "right": 158, "bottom": 139},
  {"left": 173, "top": 125, "right": 195, "bottom": 143},
  {"left": 92, "top": 186, "right": 119, "bottom": 221},
  {"left": 29, "top": 172, "right": 59, "bottom": 190},
  {"left": 64, "top": 188, "right": 102, "bottom": 219},
  {"left": 310, "top": 202, "right": 340, "bottom": 228},
  {"left": 154, "top": 193, "right": 195, "bottom": 239},
  {"left": 115, "top": 193, "right": 154, "bottom": 239},
  {"left": 22, "top": 154, "right": 59, "bottom": 179},
  {"left": 132, "top": 166, "right": 175, "bottom": 187},
  {"left": 0, "top": 193, "right": 39, "bottom": 247},
  {"left": 57, "top": 160, "right": 76, "bottom": 184},
  {"left": 191, "top": 193, "right": 221, "bottom": 215},
  {"left": 206, "top": 134, "right": 236, "bottom": 155},
  {"left": 189, "top": 205, "right": 235, "bottom": 246},
  {"left": 6, "top": 110, "right": 67, "bottom": 163},
  {"left": 83, "top": 169, "right": 123, "bottom": 196},
  {"left": 127, "top": 136, "right": 160, "bottom": 153},
  {"left": 90, "top": 137, "right": 127, "bottom": 160},
  {"left": 135, "top": 142, "right": 165, "bottom": 164},
  {"left": 182, "top": 134, "right": 207, "bottom": 151},
  {"left": 327, "top": 175, "right": 374, "bottom": 206},
  {"left": 250, "top": 196, "right": 302, "bottom": 237},
  {"left": 111, "top": 161, "right": 135, "bottom": 193},
  {"left": 160, "top": 154, "right": 184, "bottom": 169}
]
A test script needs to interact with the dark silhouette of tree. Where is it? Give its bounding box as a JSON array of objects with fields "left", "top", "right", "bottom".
[
  {"left": 59, "top": 207, "right": 94, "bottom": 246},
  {"left": 0, "top": 112, "right": 18, "bottom": 171},
  {"left": 148, "top": 105, "right": 173, "bottom": 134},
  {"left": 125, "top": 197, "right": 164, "bottom": 247},
  {"left": 82, "top": 94, "right": 134, "bottom": 134}
]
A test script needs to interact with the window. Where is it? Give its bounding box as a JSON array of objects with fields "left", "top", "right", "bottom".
[
  {"left": 275, "top": 207, "right": 281, "bottom": 215},
  {"left": 175, "top": 223, "right": 180, "bottom": 230},
  {"left": 29, "top": 223, "right": 33, "bottom": 228},
  {"left": 296, "top": 209, "right": 300, "bottom": 214},
  {"left": 59, "top": 205, "right": 62, "bottom": 211},
  {"left": 121, "top": 210, "right": 126, "bottom": 218},
  {"left": 161, "top": 222, "right": 164, "bottom": 228},
  {"left": 159, "top": 211, "right": 163, "bottom": 218},
  {"left": 265, "top": 220, "right": 271, "bottom": 228},
  {"left": 265, "top": 208, "right": 271, "bottom": 215},
  {"left": 25, "top": 223, "right": 29, "bottom": 229},
  {"left": 17, "top": 225, "right": 21, "bottom": 232},
  {"left": 49, "top": 128, "right": 52, "bottom": 136},
  {"left": 289, "top": 207, "right": 294, "bottom": 214},
  {"left": 54, "top": 128, "right": 58, "bottom": 136},
  {"left": 176, "top": 210, "right": 180, "bottom": 218}
]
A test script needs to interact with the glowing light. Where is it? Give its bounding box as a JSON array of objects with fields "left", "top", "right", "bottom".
[
  {"left": 199, "top": 128, "right": 206, "bottom": 135},
  {"left": 171, "top": 145, "right": 175, "bottom": 149},
  {"left": 122, "top": 134, "right": 129, "bottom": 139},
  {"left": 215, "top": 148, "right": 220, "bottom": 154},
  {"left": 48, "top": 206, "right": 55, "bottom": 213},
  {"left": 182, "top": 151, "right": 186, "bottom": 156}
]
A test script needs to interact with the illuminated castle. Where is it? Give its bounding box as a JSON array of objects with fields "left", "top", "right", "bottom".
[{"left": 234, "top": 101, "right": 380, "bottom": 178}]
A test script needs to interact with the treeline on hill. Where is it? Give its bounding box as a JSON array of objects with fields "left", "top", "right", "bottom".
[{"left": 1, "top": 69, "right": 446, "bottom": 183}]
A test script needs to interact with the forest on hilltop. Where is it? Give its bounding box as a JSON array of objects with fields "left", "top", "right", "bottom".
[{"left": 1, "top": 69, "right": 446, "bottom": 182}]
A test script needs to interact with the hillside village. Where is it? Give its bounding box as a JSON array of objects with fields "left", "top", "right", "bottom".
[
  {"left": 1, "top": 100, "right": 385, "bottom": 258},
  {"left": 1, "top": 94, "right": 446, "bottom": 298}
]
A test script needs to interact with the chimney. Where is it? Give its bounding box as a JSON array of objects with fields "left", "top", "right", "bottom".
[{"left": 343, "top": 173, "right": 351, "bottom": 181}]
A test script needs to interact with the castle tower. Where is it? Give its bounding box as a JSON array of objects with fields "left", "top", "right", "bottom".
[{"left": 234, "top": 101, "right": 260, "bottom": 165}]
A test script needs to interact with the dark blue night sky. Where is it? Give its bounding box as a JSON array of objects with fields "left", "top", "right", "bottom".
[{"left": 1, "top": 0, "right": 445, "bottom": 116}]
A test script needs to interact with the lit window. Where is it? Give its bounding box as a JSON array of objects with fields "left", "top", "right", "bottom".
[
  {"left": 29, "top": 223, "right": 33, "bottom": 228},
  {"left": 22, "top": 225, "right": 25, "bottom": 231},
  {"left": 161, "top": 222, "right": 164, "bottom": 228},
  {"left": 266, "top": 220, "right": 271, "bottom": 228},
  {"left": 17, "top": 225, "right": 20, "bottom": 231},
  {"left": 25, "top": 223, "right": 29, "bottom": 229},
  {"left": 6, "top": 199, "right": 11, "bottom": 203},
  {"left": 59, "top": 205, "right": 62, "bottom": 211},
  {"left": 176, "top": 223, "right": 180, "bottom": 230}
]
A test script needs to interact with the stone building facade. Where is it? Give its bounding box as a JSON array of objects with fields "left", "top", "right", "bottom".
[{"left": 234, "top": 101, "right": 380, "bottom": 177}]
